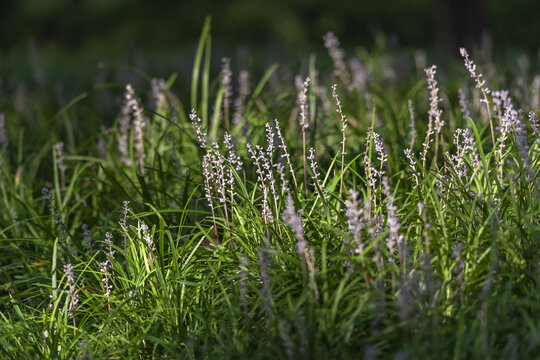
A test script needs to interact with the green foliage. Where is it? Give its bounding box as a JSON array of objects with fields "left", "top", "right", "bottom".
[{"left": 1, "top": 21, "right": 539, "bottom": 359}]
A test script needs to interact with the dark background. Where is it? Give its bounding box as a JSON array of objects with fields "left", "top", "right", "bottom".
[
  {"left": 0, "top": 0, "right": 538, "bottom": 102},
  {"left": 2, "top": 0, "right": 539, "bottom": 52}
]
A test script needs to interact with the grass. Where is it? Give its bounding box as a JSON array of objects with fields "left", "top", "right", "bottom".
[{"left": 1, "top": 18, "right": 539, "bottom": 359}]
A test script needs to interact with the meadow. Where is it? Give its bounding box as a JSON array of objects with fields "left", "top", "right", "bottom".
[{"left": 1, "top": 19, "right": 539, "bottom": 359}]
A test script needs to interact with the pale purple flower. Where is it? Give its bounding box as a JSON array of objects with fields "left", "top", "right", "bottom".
[
  {"left": 198, "top": 142, "right": 230, "bottom": 225},
  {"left": 460, "top": 47, "right": 490, "bottom": 99},
  {"left": 307, "top": 147, "right": 328, "bottom": 201},
  {"left": 119, "top": 200, "right": 131, "bottom": 251},
  {"left": 383, "top": 177, "right": 404, "bottom": 263},
  {"left": 363, "top": 130, "right": 378, "bottom": 191},
  {"left": 364, "top": 130, "right": 387, "bottom": 192},
  {"left": 344, "top": 189, "right": 364, "bottom": 254},
  {"left": 372, "top": 132, "right": 388, "bottom": 167},
  {"left": 492, "top": 90, "right": 511, "bottom": 120},
  {"left": 53, "top": 142, "right": 67, "bottom": 174},
  {"left": 332, "top": 84, "right": 348, "bottom": 148},
  {"left": 265, "top": 123, "right": 276, "bottom": 160},
  {"left": 349, "top": 58, "right": 368, "bottom": 92},
  {"left": 100, "top": 232, "right": 115, "bottom": 297},
  {"left": 209, "top": 143, "right": 227, "bottom": 204},
  {"left": 532, "top": 75, "right": 540, "bottom": 110},
  {"left": 63, "top": 263, "right": 78, "bottom": 316},
  {"left": 81, "top": 223, "right": 92, "bottom": 250},
  {"left": 232, "top": 70, "right": 250, "bottom": 126},
  {"left": 247, "top": 144, "right": 273, "bottom": 224},
  {"left": 141, "top": 223, "right": 156, "bottom": 261},
  {"left": 224, "top": 132, "right": 242, "bottom": 202},
  {"left": 151, "top": 78, "right": 167, "bottom": 111},
  {"left": 529, "top": 111, "right": 539, "bottom": 136},
  {"left": 404, "top": 149, "right": 420, "bottom": 189},
  {"left": 100, "top": 260, "right": 113, "bottom": 297},
  {"left": 118, "top": 84, "right": 135, "bottom": 166},
  {"left": 221, "top": 58, "right": 233, "bottom": 116},
  {"left": 323, "top": 32, "right": 352, "bottom": 93},
  {"left": 434, "top": 173, "right": 449, "bottom": 212},
  {"left": 200, "top": 142, "right": 228, "bottom": 211},
  {"left": 408, "top": 99, "right": 417, "bottom": 149},
  {"left": 333, "top": 83, "right": 348, "bottom": 197},
  {"left": 119, "top": 84, "right": 148, "bottom": 173},
  {"left": 421, "top": 118, "right": 434, "bottom": 168},
  {"left": 202, "top": 153, "right": 215, "bottom": 218},
  {"left": 497, "top": 106, "right": 516, "bottom": 161},
  {"left": 41, "top": 188, "right": 53, "bottom": 214},
  {"left": 104, "top": 232, "right": 115, "bottom": 259},
  {"left": 259, "top": 125, "right": 281, "bottom": 222},
  {"left": 512, "top": 111, "right": 532, "bottom": 178},
  {"left": 275, "top": 119, "right": 297, "bottom": 191},
  {"left": 282, "top": 195, "right": 307, "bottom": 257},
  {"left": 298, "top": 77, "right": 310, "bottom": 130},
  {"left": 458, "top": 88, "right": 471, "bottom": 122},
  {"left": 132, "top": 110, "right": 146, "bottom": 173},
  {"left": 275, "top": 162, "right": 289, "bottom": 195},
  {"left": 120, "top": 201, "right": 130, "bottom": 229},
  {"left": 446, "top": 128, "right": 481, "bottom": 181},
  {"left": 425, "top": 65, "right": 444, "bottom": 134},
  {"left": 190, "top": 109, "right": 207, "bottom": 147}
]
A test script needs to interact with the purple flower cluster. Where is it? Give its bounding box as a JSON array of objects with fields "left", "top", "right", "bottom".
[
  {"left": 141, "top": 224, "right": 156, "bottom": 261},
  {"left": 63, "top": 263, "right": 79, "bottom": 316},
  {"left": 232, "top": 70, "right": 250, "bottom": 127},
  {"left": 100, "top": 232, "right": 115, "bottom": 297},
  {"left": 53, "top": 142, "right": 68, "bottom": 179},
  {"left": 383, "top": 177, "right": 404, "bottom": 264},
  {"left": 323, "top": 32, "right": 352, "bottom": 93},
  {"left": 190, "top": 109, "right": 207, "bottom": 147},
  {"left": 247, "top": 143, "right": 274, "bottom": 225},
  {"left": 282, "top": 195, "right": 307, "bottom": 257},
  {"left": 344, "top": 189, "right": 365, "bottom": 255},
  {"left": 298, "top": 77, "right": 310, "bottom": 130},
  {"left": 307, "top": 147, "right": 328, "bottom": 201},
  {"left": 460, "top": 48, "right": 490, "bottom": 99},
  {"left": 425, "top": 65, "right": 444, "bottom": 135}
]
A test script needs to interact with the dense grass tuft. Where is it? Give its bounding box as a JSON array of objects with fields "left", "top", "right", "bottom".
[{"left": 1, "top": 19, "right": 539, "bottom": 359}]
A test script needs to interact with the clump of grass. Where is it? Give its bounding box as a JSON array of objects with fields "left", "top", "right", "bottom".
[{"left": 0, "top": 19, "right": 539, "bottom": 359}]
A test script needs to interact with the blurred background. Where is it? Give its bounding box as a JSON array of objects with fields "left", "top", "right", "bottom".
[
  {"left": 2, "top": 0, "right": 539, "bottom": 52},
  {"left": 0, "top": 0, "right": 538, "bottom": 109}
]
